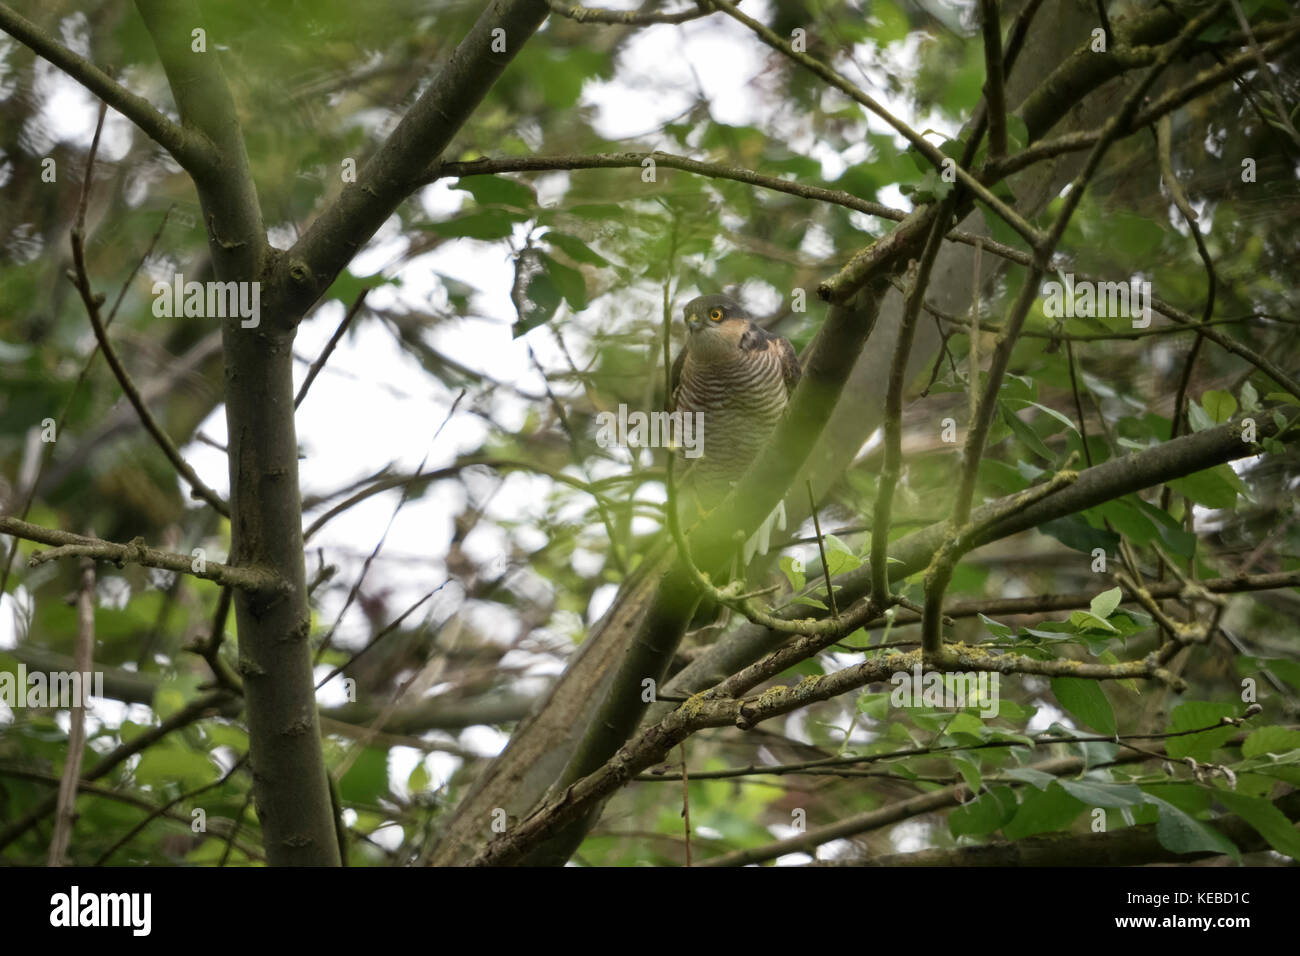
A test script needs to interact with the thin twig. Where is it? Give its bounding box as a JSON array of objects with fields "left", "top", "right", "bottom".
[
  {"left": 67, "top": 149, "right": 230, "bottom": 516},
  {"left": 707, "top": 0, "right": 1042, "bottom": 248},
  {"left": 312, "top": 391, "right": 464, "bottom": 663},
  {"left": 1155, "top": 113, "right": 1218, "bottom": 451},
  {"left": 0, "top": 4, "right": 208, "bottom": 171},
  {"left": 47, "top": 549, "right": 95, "bottom": 865},
  {"left": 922, "top": 3, "right": 1231, "bottom": 656},
  {"left": 806, "top": 480, "right": 838, "bottom": 618},
  {"left": 314, "top": 584, "right": 446, "bottom": 689},
  {"left": 0, "top": 516, "right": 283, "bottom": 593},
  {"left": 93, "top": 754, "right": 249, "bottom": 865},
  {"left": 529, "top": 342, "right": 627, "bottom": 575},
  {"left": 680, "top": 742, "right": 692, "bottom": 867},
  {"left": 636, "top": 719, "right": 1255, "bottom": 782},
  {"left": 295, "top": 288, "right": 370, "bottom": 409},
  {"left": 872, "top": 203, "right": 954, "bottom": 601},
  {"left": 1065, "top": 339, "right": 1093, "bottom": 468},
  {"left": 0, "top": 764, "right": 263, "bottom": 862},
  {"left": 0, "top": 690, "right": 239, "bottom": 852},
  {"left": 547, "top": 0, "right": 724, "bottom": 25},
  {"left": 1227, "top": 0, "right": 1300, "bottom": 146},
  {"left": 980, "top": 0, "right": 1007, "bottom": 158}
]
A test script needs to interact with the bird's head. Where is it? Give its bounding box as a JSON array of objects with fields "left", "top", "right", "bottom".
[{"left": 682, "top": 294, "right": 752, "bottom": 361}]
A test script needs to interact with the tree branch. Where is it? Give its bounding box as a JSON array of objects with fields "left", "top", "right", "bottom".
[
  {"left": 0, "top": 516, "right": 284, "bottom": 593},
  {"left": 836, "top": 792, "right": 1300, "bottom": 867},
  {"left": 0, "top": 3, "right": 211, "bottom": 172},
  {"left": 269, "top": 0, "right": 551, "bottom": 320},
  {"left": 873, "top": 203, "right": 954, "bottom": 601},
  {"left": 427, "top": 151, "right": 900, "bottom": 219},
  {"left": 470, "top": 644, "right": 1181, "bottom": 865},
  {"left": 47, "top": 552, "right": 95, "bottom": 866},
  {"left": 546, "top": 0, "right": 723, "bottom": 25},
  {"left": 708, "top": 0, "right": 1041, "bottom": 249},
  {"left": 69, "top": 229, "right": 231, "bottom": 517},
  {"left": 663, "top": 414, "right": 1294, "bottom": 702},
  {"left": 980, "top": 0, "right": 1008, "bottom": 158},
  {"left": 994, "top": 23, "right": 1300, "bottom": 179}
]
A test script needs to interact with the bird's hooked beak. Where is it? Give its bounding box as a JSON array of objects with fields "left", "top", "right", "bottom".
[{"left": 684, "top": 309, "right": 702, "bottom": 332}]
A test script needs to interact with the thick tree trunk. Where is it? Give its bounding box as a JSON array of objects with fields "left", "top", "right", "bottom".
[{"left": 223, "top": 317, "right": 340, "bottom": 864}]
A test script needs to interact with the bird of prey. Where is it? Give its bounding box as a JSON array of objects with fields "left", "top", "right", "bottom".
[{"left": 669, "top": 294, "right": 801, "bottom": 560}]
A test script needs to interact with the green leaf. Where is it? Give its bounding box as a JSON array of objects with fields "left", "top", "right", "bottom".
[
  {"left": 1004, "top": 114, "right": 1029, "bottom": 151},
  {"left": 950, "top": 786, "right": 1017, "bottom": 837},
  {"left": 946, "top": 712, "right": 985, "bottom": 737},
  {"left": 1004, "top": 767, "right": 1057, "bottom": 791},
  {"left": 1068, "top": 610, "right": 1118, "bottom": 633},
  {"left": 1004, "top": 399, "right": 1079, "bottom": 435},
  {"left": 1186, "top": 401, "right": 1216, "bottom": 433},
  {"left": 1146, "top": 795, "right": 1238, "bottom": 857},
  {"left": 1106, "top": 209, "right": 1168, "bottom": 258},
  {"left": 1089, "top": 586, "right": 1122, "bottom": 621},
  {"left": 779, "top": 555, "right": 806, "bottom": 592},
  {"left": 323, "top": 269, "right": 396, "bottom": 305},
  {"left": 999, "top": 401, "right": 1055, "bottom": 461},
  {"left": 1242, "top": 726, "right": 1300, "bottom": 759},
  {"left": 1003, "top": 782, "right": 1086, "bottom": 839},
  {"left": 337, "top": 746, "right": 389, "bottom": 805},
  {"left": 430, "top": 210, "right": 519, "bottom": 240},
  {"left": 822, "top": 534, "right": 861, "bottom": 576},
  {"left": 1260, "top": 658, "right": 1300, "bottom": 692},
  {"left": 869, "top": 0, "right": 911, "bottom": 44},
  {"left": 452, "top": 175, "right": 536, "bottom": 209},
  {"left": 857, "top": 691, "right": 890, "bottom": 719},
  {"left": 993, "top": 700, "right": 1036, "bottom": 722},
  {"left": 978, "top": 613, "right": 1013, "bottom": 640},
  {"left": 153, "top": 672, "right": 203, "bottom": 721},
  {"left": 544, "top": 231, "right": 609, "bottom": 265},
  {"left": 1050, "top": 677, "right": 1116, "bottom": 734},
  {"left": 566, "top": 202, "right": 625, "bottom": 221},
  {"left": 1166, "top": 701, "right": 1239, "bottom": 760},
  {"left": 436, "top": 273, "right": 476, "bottom": 309},
  {"left": 512, "top": 264, "right": 561, "bottom": 338},
  {"left": 1214, "top": 791, "right": 1300, "bottom": 861},
  {"left": 1040, "top": 514, "right": 1120, "bottom": 555},
  {"left": 1201, "top": 390, "right": 1237, "bottom": 423},
  {"left": 1088, "top": 499, "right": 1158, "bottom": 545},
  {"left": 951, "top": 757, "right": 983, "bottom": 794},
  {"left": 541, "top": 253, "right": 587, "bottom": 310},
  {"left": 1131, "top": 498, "right": 1198, "bottom": 557},
  {"left": 135, "top": 745, "right": 218, "bottom": 788},
  {"left": 1167, "top": 465, "right": 1239, "bottom": 510},
  {"left": 1056, "top": 779, "right": 1146, "bottom": 807}
]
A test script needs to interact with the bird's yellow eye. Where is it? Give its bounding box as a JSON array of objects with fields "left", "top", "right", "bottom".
[{"left": 708, "top": 308, "right": 724, "bottom": 322}]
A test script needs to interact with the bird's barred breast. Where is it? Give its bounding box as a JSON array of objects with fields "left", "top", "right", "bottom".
[{"left": 677, "top": 348, "right": 788, "bottom": 487}]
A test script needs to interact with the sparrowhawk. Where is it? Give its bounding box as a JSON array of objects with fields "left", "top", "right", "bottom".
[{"left": 670, "top": 294, "right": 801, "bottom": 559}]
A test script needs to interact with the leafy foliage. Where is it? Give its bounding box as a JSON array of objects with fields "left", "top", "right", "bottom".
[{"left": 0, "top": 0, "right": 1297, "bottom": 867}]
